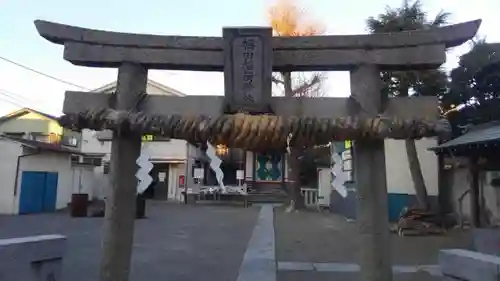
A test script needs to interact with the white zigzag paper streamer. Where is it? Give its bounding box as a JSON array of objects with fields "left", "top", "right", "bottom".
[
  {"left": 330, "top": 143, "right": 348, "bottom": 198},
  {"left": 286, "top": 133, "right": 293, "bottom": 154},
  {"left": 206, "top": 142, "right": 225, "bottom": 192},
  {"left": 136, "top": 148, "right": 153, "bottom": 194}
]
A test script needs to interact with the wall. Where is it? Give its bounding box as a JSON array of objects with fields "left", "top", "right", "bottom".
[
  {"left": 80, "top": 129, "right": 111, "bottom": 160},
  {"left": 449, "top": 167, "right": 500, "bottom": 223},
  {"left": 384, "top": 138, "right": 439, "bottom": 220},
  {"left": 70, "top": 165, "right": 97, "bottom": 199},
  {"left": 0, "top": 140, "right": 22, "bottom": 214},
  {"left": 324, "top": 138, "right": 438, "bottom": 221},
  {"left": 143, "top": 139, "right": 187, "bottom": 161},
  {"left": 448, "top": 167, "right": 471, "bottom": 220},
  {"left": 0, "top": 113, "right": 81, "bottom": 147},
  {"left": 385, "top": 138, "right": 438, "bottom": 196},
  {"left": 167, "top": 163, "right": 186, "bottom": 201},
  {"left": 16, "top": 149, "right": 73, "bottom": 212},
  {"left": 62, "top": 128, "right": 83, "bottom": 150},
  {"left": 0, "top": 112, "right": 53, "bottom": 135},
  {"left": 185, "top": 144, "right": 202, "bottom": 191},
  {"left": 97, "top": 82, "right": 182, "bottom": 96},
  {"left": 81, "top": 129, "right": 187, "bottom": 162}
]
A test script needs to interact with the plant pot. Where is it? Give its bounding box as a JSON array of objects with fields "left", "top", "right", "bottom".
[
  {"left": 136, "top": 195, "right": 146, "bottom": 219},
  {"left": 70, "top": 193, "right": 89, "bottom": 217}
]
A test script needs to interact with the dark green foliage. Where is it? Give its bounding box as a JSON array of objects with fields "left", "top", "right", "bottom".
[
  {"left": 444, "top": 42, "right": 500, "bottom": 136},
  {"left": 367, "top": 0, "right": 450, "bottom": 99}
]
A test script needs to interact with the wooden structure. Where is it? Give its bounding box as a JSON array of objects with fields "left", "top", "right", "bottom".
[
  {"left": 35, "top": 19, "right": 480, "bottom": 281},
  {"left": 431, "top": 121, "right": 500, "bottom": 228}
]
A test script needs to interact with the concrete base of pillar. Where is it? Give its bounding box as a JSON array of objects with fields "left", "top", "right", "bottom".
[{"left": 0, "top": 234, "right": 66, "bottom": 281}]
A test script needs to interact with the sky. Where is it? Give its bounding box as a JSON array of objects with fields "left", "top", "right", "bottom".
[{"left": 0, "top": 0, "right": 499, "bottom": 116}]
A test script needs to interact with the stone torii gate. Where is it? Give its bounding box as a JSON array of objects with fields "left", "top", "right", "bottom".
[{"left": 35, "top": 19, "right": 480, "bottom": 281}]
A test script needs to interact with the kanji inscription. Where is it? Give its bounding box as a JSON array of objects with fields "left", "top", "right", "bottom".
[
  {"left": 223, "top": 27, "right": 272, "bottom": 111},
  {"left": 233, "top": 36, "right": 262, "bottom": 104}
]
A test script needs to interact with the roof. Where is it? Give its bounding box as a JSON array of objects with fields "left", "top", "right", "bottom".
[
  {"left": 0, "top": 108, "right": 59, "bottom": 123},
  {"left": 0, "top": 135, "right": 84, "bottom": 155},
  {"left": 430, "top": 121, "right": 500, "bottom": 151},
  {"left": 91, "top": 79, "right": 186, "bottom": 96}
]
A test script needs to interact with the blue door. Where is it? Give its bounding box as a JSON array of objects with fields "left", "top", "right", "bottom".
[
  {"left": 43, "top": 172, "right": 58, "bottom": 212},
  {"left": 19, "top": 171, "right": 58, "bottom": 214}
]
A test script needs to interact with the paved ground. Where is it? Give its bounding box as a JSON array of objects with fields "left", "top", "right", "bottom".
[
  {"left": 0, "top": 202, "right": 259, "bottom": 281},
  {"left": 0, "top": 202, "right": 473, "bottom": 281}
]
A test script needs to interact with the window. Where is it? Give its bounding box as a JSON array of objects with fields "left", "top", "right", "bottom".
[
  {"left": 103, "top": 162, "right": 110, "bottom": 174},
  {"left": 72, "top": 155, "right": 102, "bottom": 166},
  {"left": 29, "top": 132, "right": 60, "bottom": 143},
  {"left": 35, "top": 134, "right": 50, "bottom": 142},
  {"left": 82, "top": 157, "right": 102, "bottom": 166},
  {"left": 62, "top": 136, "right": 78, "bottom": 147},
  {"left": 71, "top": 155, "right": 80, "bottom": 163},
  {"left": 3, "top": 132, "right": 25, "bottom": 138}
]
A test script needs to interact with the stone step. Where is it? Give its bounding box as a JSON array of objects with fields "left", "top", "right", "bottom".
[
  {"left": 439, "top": 249, "right": 500, "bottom": 281},
  {"left": 247, "top": 193, "right": 288, "bottom": 204}
]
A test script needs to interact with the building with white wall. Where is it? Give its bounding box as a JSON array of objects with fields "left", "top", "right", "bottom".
[
  {"left": 0, "top": 136, "right": 91, "bottom": 215},
  {"left": 80, "top": 79, "right": 190, "bottom": 201},
  {"left": 326, "top": 138, "right": 439, "bottom": 221},
  {"left": 384, "top": 138, "right": 438, "bottom": 219}
]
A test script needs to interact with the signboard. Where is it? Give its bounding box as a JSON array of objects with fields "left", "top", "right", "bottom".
[
  {"left": 342, "top": 150, "right": 352, "bottom": 160},
  {"left": 179, "top": 175, "right": 185, "bottom": 187},
  {"left": 142, "top": 135, "right": 171, "bottom": 142},
  {"left": 194, "top": 168, "right": 204, "bottom": 179},
  {"left": 343, "top": 160, "right": 352, "bottom": 171},
  {"left": 223, "top": 27, "right": 272, "bottom": 110},
  {"left": 236, "top": 170, "right": 244, "bottom": 180},
  {"left": 345, "top": 140, "right": 352, "bottom": 150},
  {"left": 158, "top": 172, "right": 166, "bottom": 182}
]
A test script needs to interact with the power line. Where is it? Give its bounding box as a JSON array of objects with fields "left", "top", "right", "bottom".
[
  {"left": 0, "top": 56, "right": 91, "bottom": 91},
  {"left": 0, "top": 93, "right": 28, "bottom": 109},
  {"left": 0, "top": 89, "right": 56, "bottom": 114},
  {"left": 0, "top": 88, "right": 34, "bottom": 105}
]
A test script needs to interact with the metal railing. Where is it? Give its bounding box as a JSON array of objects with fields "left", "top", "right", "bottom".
[{"left": 300, "top": 188, "right": 318, "bottom": 207}]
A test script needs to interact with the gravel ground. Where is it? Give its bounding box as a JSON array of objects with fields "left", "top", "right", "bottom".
[
  {"left": 274, "top": 207, "right": 472, "bottom": 265},
  {"left": 277, "top": 271, "right": 442, "bottom": 281}
]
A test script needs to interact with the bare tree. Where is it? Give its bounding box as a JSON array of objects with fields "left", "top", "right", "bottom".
[{"left": 268, "top": 0, "right": 327, "bottom": 211}]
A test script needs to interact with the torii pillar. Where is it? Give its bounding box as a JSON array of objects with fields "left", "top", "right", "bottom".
[{"left": 351, "top": 65, "right": 392, "bottom": 281}]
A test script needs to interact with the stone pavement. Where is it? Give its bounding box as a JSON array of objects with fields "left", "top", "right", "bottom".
[
  {"left": 0, "top": 202, "right": 259, "bottom": 281},
  {"left": 0, "top": 202, "right": 473, "bottom": 281}
]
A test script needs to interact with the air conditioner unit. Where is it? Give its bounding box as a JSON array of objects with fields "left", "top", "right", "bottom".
[
  {"left": 68, "top": 137, "right": 78, "bottom": 146},
  {"left": 71, "top": 155, "right": 84, "bottom": 164}
]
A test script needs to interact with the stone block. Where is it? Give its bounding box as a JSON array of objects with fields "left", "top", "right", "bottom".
[
  {"left": 0, "top": 234, "right": 66, "bottom": 281},
  {"left": 439, "top": 249, "right": 500, "bottom": 281},
  {"left": 473, "top": 228, "right": 500, "bottom": 255}
]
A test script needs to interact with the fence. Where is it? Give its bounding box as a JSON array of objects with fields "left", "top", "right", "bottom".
[{"left": 300, "top": 188, "right": 318, "bottom": 207}]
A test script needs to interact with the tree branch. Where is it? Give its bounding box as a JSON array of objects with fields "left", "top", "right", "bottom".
[
  {"left": 272, "top": 74, "right": 284, "bottom": 85},
  {"left": 292, "top": 73, "right": 324, "bottom": 97}
]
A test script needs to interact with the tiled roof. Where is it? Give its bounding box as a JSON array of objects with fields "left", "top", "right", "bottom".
[
  {"left": 91, "top": 79, "right": 186, "bottom": 96},
  {"left": 0, "top": 108, "right": 59, "bottom": 123},
  {"left": 431, "top": 121, "right": 500, "bottom": 150}
]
